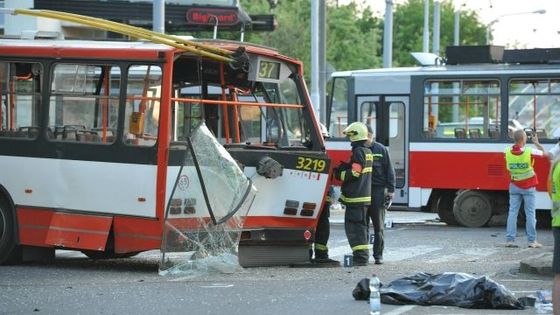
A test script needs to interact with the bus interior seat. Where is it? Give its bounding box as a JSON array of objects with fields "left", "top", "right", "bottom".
[
  {"left": 77, "top": 130, "right": 100, "bottom": 142},
  {"left": 468, "top": 128, "right": 481, "bottom": 139},
  {"left": 53, "top": 125, "right": 86, "bottom": 141},
  {"left": 488, "top": 127, "right": 500, "bottom": 139},
  {"left": 454, "top": 128, "right": 466, "bottom": 139},
  {"left": 423, "top": 129, "right": 434, "bottom": 139},
  {"left": 536, "top": 129, "right": 547, "bottom": 139},
  {"left": 18, "top": 126, "right": 39, "bottom": 138}
]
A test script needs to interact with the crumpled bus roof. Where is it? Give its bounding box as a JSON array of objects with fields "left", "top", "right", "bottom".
[{"left": 0, "top": 38, "right": 301, "bottom": 65}]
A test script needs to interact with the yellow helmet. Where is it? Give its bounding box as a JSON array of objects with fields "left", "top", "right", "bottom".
[{"left": 343, "top": 122, "right": 368, "bottom": 142}]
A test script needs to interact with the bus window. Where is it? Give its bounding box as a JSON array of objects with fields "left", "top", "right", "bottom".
[
  {"left": 48, "top": 63, "right": 120, "bottom": 143},
  {"left": 328, "top": 77, "right": 348, "bottom": 138},
  {"left": 423, "top": 79, "right": 500, "bottom": 139},
  {"left": 172, "top": 61, "right": 309, "bottom": 148},
  {"left": 123, "top": 65, "right": 162, "bottom": 146},
  {"left": 508, "top": 78, "right": 560, "bottom": 139},
  {"left": 0, "top": 62, "right": 42, "bottom": 139}
]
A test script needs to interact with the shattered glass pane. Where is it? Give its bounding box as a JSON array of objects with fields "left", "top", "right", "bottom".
[{"left": 160, "top": 124, "right": 256, "bottom": 276}]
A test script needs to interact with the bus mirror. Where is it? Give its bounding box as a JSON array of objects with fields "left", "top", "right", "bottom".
[{"left": 129, "top": 112, "right": 145, "bottom": 136}]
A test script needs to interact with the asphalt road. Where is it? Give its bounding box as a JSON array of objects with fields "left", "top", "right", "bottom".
[{"left": 0, "top": 211, "right": 555, "bottom": 315}]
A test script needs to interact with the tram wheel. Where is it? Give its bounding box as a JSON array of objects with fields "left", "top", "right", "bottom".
[
  {"left": 0, "top": 197, "right": 21, "bottom": 265},
  {"left": 436, "top": 192, "right": 458, "bottom": 226},
  {"left": 453, "top": 190, "right": 493, "bottom": 228}
]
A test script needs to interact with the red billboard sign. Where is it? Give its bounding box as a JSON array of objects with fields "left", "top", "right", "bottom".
[{"left": 186, "top": 8, "right": 239, "bottom": 26}]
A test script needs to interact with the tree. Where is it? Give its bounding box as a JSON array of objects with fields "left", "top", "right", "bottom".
[
  {"left": 216, "top": 0, "right": 487, "bottom": 75},
  {"left": 239, "top": 0, "right": 381, "bottom": 80},
  {"left": 391, "top": 0, "right": 487, "bottom": 66}
]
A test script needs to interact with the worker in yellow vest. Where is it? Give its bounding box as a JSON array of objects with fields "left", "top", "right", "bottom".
[
  {"left": 549, "top": 157, "right": 560, "bottom": 315},
  {"left": 504, "top": 129, "right": 549, "bottom": 248}
]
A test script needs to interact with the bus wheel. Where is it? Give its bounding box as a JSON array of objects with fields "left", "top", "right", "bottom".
[
  {"left": 453, "top": 190, "right": 492, "bottom": 228},
  {"left": 436, "top": 192, "right": 458, "bottom": 226},
  {"left": 0, "top": 198, "right": 21, "bottom": 265}
]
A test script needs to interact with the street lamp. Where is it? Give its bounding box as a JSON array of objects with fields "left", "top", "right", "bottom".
[{"left": 486, "top": 9, "right": 546, "bottom": 45}]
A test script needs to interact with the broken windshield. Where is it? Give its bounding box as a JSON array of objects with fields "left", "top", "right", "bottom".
[
  {"left": 171, "top": 56, "right": 311, "bottom": 148},
  {"left": 160, "top": 123, "right": 256, "bottom": 276}
]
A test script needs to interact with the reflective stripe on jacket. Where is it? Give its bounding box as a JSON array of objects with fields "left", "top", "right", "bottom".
[
  {"left": 336, "top": 141, "right": 372, "bottom": 206},
  {"left": 550, "top": 159, "right": 560, "bottom": 227},
  {"left": 505, "top": 147, "right": 535, "bottom": 181}
]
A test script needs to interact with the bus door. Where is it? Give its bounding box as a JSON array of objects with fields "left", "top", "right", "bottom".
[{"left": 358, "top": 95, "right": 408, "bottom": 206}]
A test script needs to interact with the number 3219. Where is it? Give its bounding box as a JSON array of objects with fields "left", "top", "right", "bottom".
[{"left": 296, "top": 157, "right": 326, "bottom": 172}]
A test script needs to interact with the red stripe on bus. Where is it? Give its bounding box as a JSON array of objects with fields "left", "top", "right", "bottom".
[
  {"left": 409, "top": 151, "right": 550, "bottom": 191},
  {"left": 113, "top": 216, "right": 162, "bottom": 253}
]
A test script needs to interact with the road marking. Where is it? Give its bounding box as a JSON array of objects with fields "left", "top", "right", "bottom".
[
  {"left": 500, "top": 279, "right": 550, "bottom": 282},
  {"left": 383, "top": 305, "right": 415, "bottom": 315},
  {"left": 329, "top": 244, "right": 441, "bottom": 262},
  {"left": 511, "top": 290, "right": 541, "bottom": 293},
  {"left": 425, "top": 248, "right": 499, "bottom": 263},
  {"left": 200, "top": 284, "right": 234, "bottom": 288}
]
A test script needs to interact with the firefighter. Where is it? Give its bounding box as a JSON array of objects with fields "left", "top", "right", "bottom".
[
  {"left": 311, "top": 123, "right": 340, "bottom": 266},
  {"left": 334, "top": 122, "right": 373, "bottom": 266},
  {"left": 366, "top": 125, "right": 395, "bottom": 265}
]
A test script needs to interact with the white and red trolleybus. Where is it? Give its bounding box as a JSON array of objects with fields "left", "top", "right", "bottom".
[
  {"left": 326, "top": 47, "right": 560, "bottom": 227},
  {"left": 0, "top": 36, "right": 330, "bottom": 266}
]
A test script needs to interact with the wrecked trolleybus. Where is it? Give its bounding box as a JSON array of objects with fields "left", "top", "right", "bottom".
[{"left": 0, "top": 9, "right": 330, "bottom": 268}]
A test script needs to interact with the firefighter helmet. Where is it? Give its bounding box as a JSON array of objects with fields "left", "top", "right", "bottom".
[{"left": 343, "top": 122, "right": 368, "bottom": 142}]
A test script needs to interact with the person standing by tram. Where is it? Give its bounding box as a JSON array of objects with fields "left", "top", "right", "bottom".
[
  {"left": 334, "top": 122, "right": 373, "bottom": 266},
  {"left": 504, "top": 129, "right": 549, "bottom": 248},
  {"left": 366, "top": 125, "right": 395, "bottom": 265}
]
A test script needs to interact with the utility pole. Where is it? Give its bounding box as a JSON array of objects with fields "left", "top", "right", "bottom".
[
  {"left": 432, "top": 0, "right": 440, "bottom": 56},
  {"left": 153, "top": 0, "right": 165, "bottom": 33},
  {"left": 383, "top": 0, "right": 393, "bottom": 68},
  {"left": 454, "top": 8, "right": 460, "bottom": 46},
  {"left": 318, "top": 0, "right": 327, "bottom": 124},
  {"left": 311, "top": 0, "right": 320, "bottom": 116},
  {"left": 422, "top": 0, "right": 429, "bottom": 52}
]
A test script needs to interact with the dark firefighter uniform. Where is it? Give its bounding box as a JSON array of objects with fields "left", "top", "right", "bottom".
[
  {"left": 311, "top": 124, "right": 340, "bottom": 266},
  {"left": 368, "top": 140, "right": 395, "bottom": 264},
  {"left": 334, "top": 122, "right": 373, "bottom": 266},
  {"left": 314, "top": 186, "right": 334, "bottom": 260}
]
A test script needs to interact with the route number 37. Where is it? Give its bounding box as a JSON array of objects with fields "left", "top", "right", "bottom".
[{"left": 296, "top": 157, "right": 326, "bottom": 172}]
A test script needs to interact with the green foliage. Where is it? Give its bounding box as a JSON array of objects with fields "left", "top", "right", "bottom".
[
  {"left": 392, "top": 0, "right": 487, "bottom": 66},
  {"left": 189, "top": 0, "right": 487, "bottom": 75}
]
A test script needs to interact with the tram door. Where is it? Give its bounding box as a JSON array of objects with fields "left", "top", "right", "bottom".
[{"left": 357, "top": 95, "right": 408, "bottom": 206}]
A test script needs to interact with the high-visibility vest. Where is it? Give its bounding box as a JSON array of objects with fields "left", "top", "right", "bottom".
[
  {"left": 504, "top": 147, "right": 535, "bottom": 181},
  {"left": 549, "top": 159, "right": 560, "bottom": 227}
]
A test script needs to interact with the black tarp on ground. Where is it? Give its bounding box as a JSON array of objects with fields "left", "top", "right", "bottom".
[{"left": 353, "top": 272, "right": 524, "bottom": 310}]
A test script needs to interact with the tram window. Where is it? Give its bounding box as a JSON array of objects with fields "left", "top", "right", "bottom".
[
  {"left": 0, "top": 62, "right": 42, "bottom": 139},
  {"left": 328, "top": 77, "right": 348, "bottom": 138},
  {"left": 123, "top": 65, "right": 162, "bottom": 147},
  {"left": 508, "top": 78, "right": 560, "bottom": 140},
  {"left": 360, "top": 101, "right": 377, "bottom": 136},
  {"left": 423, "top": 79, "right": 501, "bottom": 140},
  {"left": 48, "top": 64, "right": 120, "bottom": 144}
]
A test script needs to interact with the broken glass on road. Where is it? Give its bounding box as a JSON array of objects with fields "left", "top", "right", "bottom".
[{"left": 159, "top": 124, "right": 256, "bottom": 276}]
